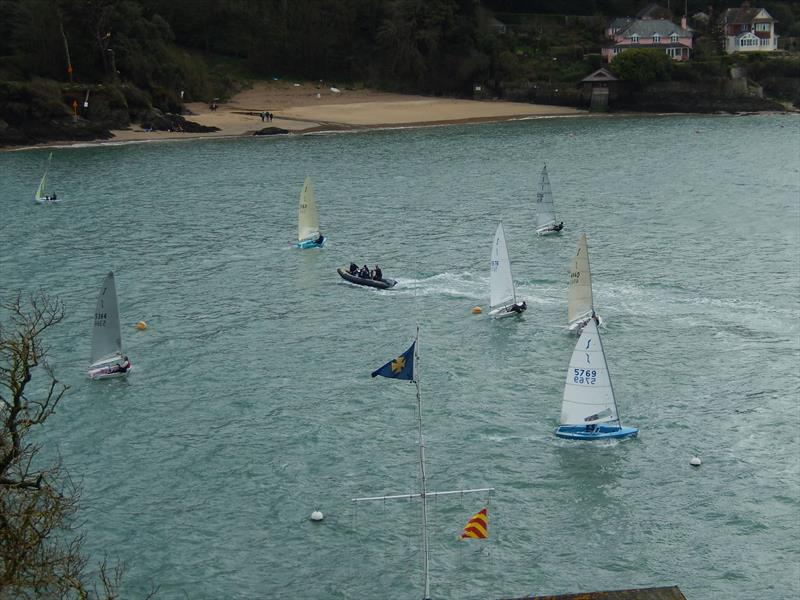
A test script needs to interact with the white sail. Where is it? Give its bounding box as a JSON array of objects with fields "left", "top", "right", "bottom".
[
  {"left": 90, "top": 271, "right": 123, "bottom": 366},
  {"left": 297, "top": 176, "right": 320, "bottom": 242},
  {"left": 490, "top": 223, "right": 516, "bottom": 309},
  {"left": 34, "top": 153, "right": 51, "bottom": 202},
  {"left": 535, "top": 165, "right": 557, "bottom": 229},
  {"left": 560, "top": 319, "right": 619, "bottom": 426},
  {"left": 568, "top": 233, "right": 594, "bottom": 324}
]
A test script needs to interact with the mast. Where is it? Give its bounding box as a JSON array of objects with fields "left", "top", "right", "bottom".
[
  {"left": 414, "top": 325, "right": 431, "bottom": 600},
  {"left": 595, "top": 325, "right": 621, "bottom": 426}
]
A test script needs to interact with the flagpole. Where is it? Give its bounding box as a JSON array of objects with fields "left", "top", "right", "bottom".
[{"left": 414, "top": 324, "right": 431, "bottom": 600}]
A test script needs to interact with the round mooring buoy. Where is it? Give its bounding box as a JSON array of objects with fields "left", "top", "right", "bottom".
[
  {"left": 310, "top": 510, "right": 324, "bottom": 522},
  {"left": 471, "top": 306, "right": 482, "bottom": 314},
  {"left": 135, "top": 321, "right": 148, "bottom": 331},
  {"left": 690, "top": 457, "right": 701, "bottom": 467}
]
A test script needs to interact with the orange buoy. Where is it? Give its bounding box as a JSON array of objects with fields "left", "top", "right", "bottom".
[
  {"left": 471, "top": 306, "right": 482, "bottom": 314},
  {"left": 135, "top": 321, "right": 148, "bottom": 330}
]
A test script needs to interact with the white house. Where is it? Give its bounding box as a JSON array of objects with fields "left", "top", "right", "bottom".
[{"left": 720, "top": 2, "right": 779, "bottom": 53}]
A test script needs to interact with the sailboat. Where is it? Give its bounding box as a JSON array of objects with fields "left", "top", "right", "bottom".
[
  {"left": 489, "top": 223, "right": 526, "bottom": 318},
  {"left": 295, "top": 176, "right": 325, "bottom": 248},
  {"left": 34, "top": 152, "right": 58, "bottom": 203},
  {"left": 555, "top": 318, "right": 638, "bottom": 440},
  {"left": 353, "top": 328, "right": 494, "bottom": 599},
  {"left": 87, "top": 271, "right": 132, "bottom": 380},
  {"left": 535, "top": 164, "right": 563, "bottom": 236},
  {"left": 567, "top": 233, "right": 602, "bottom": 334}
]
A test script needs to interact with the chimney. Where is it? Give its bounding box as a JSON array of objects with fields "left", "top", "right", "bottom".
[{"left": 681, "top": 15, "right": 687, "bottom": 29}]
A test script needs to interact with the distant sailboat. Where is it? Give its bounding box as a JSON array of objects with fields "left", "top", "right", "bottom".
[
  {"left": 567, "top": 233, "right": 602, "bottom": 334},
  {"left": 555, "top": 319, "right": 637, "bottom": 440},
  {"left": 34, "top": 152, "right": 58, "bottom": 203},
  {"left": 87, "top": 272, "right": 132, "bottom": 380},
  {"left": 489, "top": 223, "right": 526, "bottom": 318},
  {"left": 535, "top": 165, "right": 563, "bottom": 236},
  {"left": 295, "top": 176, "right": 325, "bottom": 248}
]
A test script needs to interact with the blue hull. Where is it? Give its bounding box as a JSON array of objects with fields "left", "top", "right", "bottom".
[
  {"left": 554, "top": 424, "right": 638, "bottom": 441},
  {"left": 296, "top": 236, "right": 325, "bottom": 249}
]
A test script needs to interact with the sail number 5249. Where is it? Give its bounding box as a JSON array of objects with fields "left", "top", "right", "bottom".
[{"left": 574, "top": 368, "right": 597, "bottom": 384}]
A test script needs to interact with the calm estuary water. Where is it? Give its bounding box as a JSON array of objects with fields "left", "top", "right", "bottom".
[{"left": 1, "top": 113, "right": 799, "bottom": 599}]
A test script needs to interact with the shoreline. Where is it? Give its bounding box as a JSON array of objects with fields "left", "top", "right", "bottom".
[{"left": 3, "top": 80, "right": 796, "bottom": 152}]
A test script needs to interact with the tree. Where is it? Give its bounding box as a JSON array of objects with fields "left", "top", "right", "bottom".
[
  {"left": 0, "top": 292, "right": 134, "bottom": 598},
  {"left": 610, "top": 48, "right": 673, "bottom": 87}
]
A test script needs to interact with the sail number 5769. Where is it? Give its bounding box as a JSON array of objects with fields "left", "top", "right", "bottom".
[{"left": 574, "top": 368, "right": 597, "bottom": 384}]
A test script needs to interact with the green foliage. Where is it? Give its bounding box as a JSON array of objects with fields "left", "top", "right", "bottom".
[{"left": 610, "top": 49, "right": 673, "bottom": 87}]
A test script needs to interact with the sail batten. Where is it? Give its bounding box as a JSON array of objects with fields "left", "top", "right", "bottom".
[
  {"left": 90, "top": 272, "right": 123, "bottom": 365},
  {"left": 535, "top": 165, "right": 557, "bottom": 229},
  {"left": 490, "top": 223, "right": 516, "bottom": 309},
  {"left": 297, "top": 176, "right": 320, "bottom": 242},
  {"left": 568, "top": 233, "right": 594, "bottom": 324}
]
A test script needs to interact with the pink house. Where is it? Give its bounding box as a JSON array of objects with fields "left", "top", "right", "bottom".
[{"left": 603, "top": 17, "right": 693, "bottom": 62}]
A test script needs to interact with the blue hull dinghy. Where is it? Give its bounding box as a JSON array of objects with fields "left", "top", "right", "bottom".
[
  {"left": 295, "top": 176, "right": 325, "bottom": 249},
  {"left": 555, "top": 319, "right": 638, "bottom": 441}
]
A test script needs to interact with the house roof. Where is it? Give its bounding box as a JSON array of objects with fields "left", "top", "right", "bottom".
[
  {"left": 581, "top": 68, "right": 619, "bottom": 82},
  {"left": 721, "top": 6, "right": 775, "bottom": 24},
  {"left": 619, "top": 19, "right": 691, "bottom": 38},
  {"left": 609, "top": 17, "right": 633, "bottom": 29}
]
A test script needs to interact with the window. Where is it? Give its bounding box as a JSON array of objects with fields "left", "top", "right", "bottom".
[
  {"left": 631, "top": 34, "right": 639, "bottom": 43},
  {"left": 741, "top": 24, "right": 749, "bottom": 32},
  {"left": 760, "top": 38, "right": 769, "bottom": 45},
  {"left": 755, "top": 22, "right": 770, "bottom": 32},
  {"left": 667, "top": 48, "right": 680, "bottom": 58},
  {"left": 670, "top": 33, "right": 678, "bottom": 43},
  {"left": 653, "top": 34, "right": 661, "bottom": 43}
]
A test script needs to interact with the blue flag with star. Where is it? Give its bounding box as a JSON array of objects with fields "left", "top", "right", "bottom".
[{"left": 371, "top": 342, "right": 415, "bottom": 380}]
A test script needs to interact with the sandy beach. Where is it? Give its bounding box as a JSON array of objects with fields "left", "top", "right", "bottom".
[{"left": 108, "top": 80, "right": 587, "bottom": 143}]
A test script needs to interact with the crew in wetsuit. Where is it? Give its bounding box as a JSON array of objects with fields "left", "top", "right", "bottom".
[
  {"left": 373, "top": 265, "right": 382, "bottom": 281},
  {"left": 349, "top": 263, "right": 358, "bottom": 275}
]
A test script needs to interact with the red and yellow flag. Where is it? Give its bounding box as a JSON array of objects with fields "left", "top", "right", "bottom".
[{"left": 460, "top": 507, "right": 488, "bottom": 539}]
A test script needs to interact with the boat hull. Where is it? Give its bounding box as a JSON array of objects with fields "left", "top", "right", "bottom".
[
  {"left": 296, "top": 236, "right": 325, "bottom": 249},
  {"left": 87, "top": 364, "right": 133, "bottom": 380},
  {"left": 537, "top": 226, "right": 563, "bottom": 236},
  {"left": 337, "top": 268, "right": 396, "bottom": 289},
  {"left": 554, "top": 424, "right": 638, "bottom": 440},
  {"left": 489, "top": 303, "right": 526, "bottom": 319}
]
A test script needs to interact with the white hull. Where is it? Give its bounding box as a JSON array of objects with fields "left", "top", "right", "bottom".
[
  {"left": 87, "top": 364, "right": 133, "bottom": 380},
  {"left": 536, "top": 225, "right": 561, "bottom": 236},
  {"left": 489, "top": 304, "right": 526, "bottom": 319}
]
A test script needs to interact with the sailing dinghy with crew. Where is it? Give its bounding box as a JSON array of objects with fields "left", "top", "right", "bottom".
[
  {"left": 87, "top": 271, "right": 132, "bottom": 380},
  {"left": 555, "top": 318, "right": 637, "bottom": 440},
  {"left": 535, "top": 164, "right": 563, "bottom": 236},
  {"left": 34, "top": 152, "right": 59, "bottom": 203},
  {"left": 568, "top": 233, "right": 603, "bottom": 334},
  {"left": 295, "top": 176, "right": 325, "bottom": 248},
  {"left": 489, "top": 223, "right": 526, "bottom": 318}
]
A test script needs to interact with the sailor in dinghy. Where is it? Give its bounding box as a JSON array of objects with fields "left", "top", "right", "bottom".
[
  {"left": 295, "top": 176, "right": 325, "bottom": 248},
  {"left": 567, "top": 233, "right": 603, "bottom": 334},
  {"left": 555, "top": 318, "right": 637, "bottom": 441},
  {"left": 489, "top": 223, "right": 527, "bottom": 318},
  {"left": 534, "top": 165, "right": 564, "bottom": 236},
  {"left": 87, "top": 271, "right": 133, "bottom": 380}
]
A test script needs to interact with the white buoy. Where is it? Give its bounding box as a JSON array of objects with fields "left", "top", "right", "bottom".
[
  {"left": 690, "top": 457, "right": 701, "bottom": 467},
  {"left": 310, "top": 510, "right": 324, "bottom": 521}
]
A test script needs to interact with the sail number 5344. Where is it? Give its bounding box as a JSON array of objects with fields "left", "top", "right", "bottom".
[{"left": 574, "top": 368, "right": 597, "bottom": 384}]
